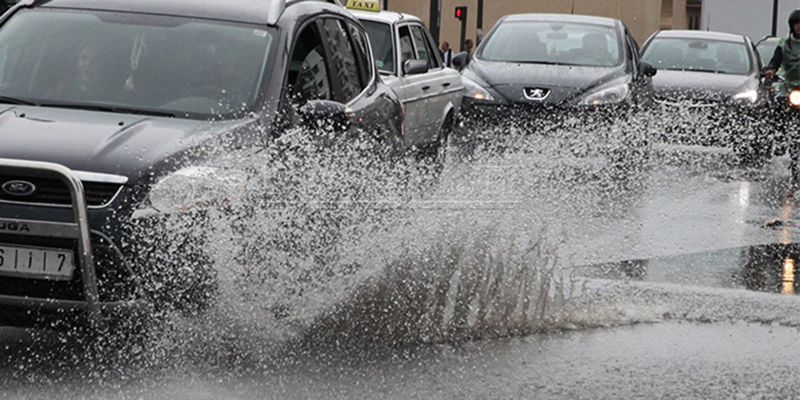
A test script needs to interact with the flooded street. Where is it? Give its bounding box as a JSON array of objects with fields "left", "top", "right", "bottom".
[{"left": 4, "top": 132, "right": 800, "bottom": 399}]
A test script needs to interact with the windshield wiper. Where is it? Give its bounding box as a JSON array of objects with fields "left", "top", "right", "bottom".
[
  {"left": 39, "top": 102, "right": 178, "bottom": 118},
  {"left": 0, "top": 95, "right": 37, "bottom": 106},
  {"left": 512, "top": 60, "right": 587, "bottom": 67},
  {"left": 662, "top": 68, "right": 727, "bottom": 74}
]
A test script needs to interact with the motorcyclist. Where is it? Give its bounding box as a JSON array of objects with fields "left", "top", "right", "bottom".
[
  {"left": 765, "top": 10, "right": 800, "bottom": 179},
  {"left": 764, "top": 9, "right": 800, "bottom": 90}
]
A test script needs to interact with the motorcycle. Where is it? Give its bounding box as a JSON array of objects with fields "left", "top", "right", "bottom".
[{"left": 767, "top": 75, "right": 800, "bottom": 182}]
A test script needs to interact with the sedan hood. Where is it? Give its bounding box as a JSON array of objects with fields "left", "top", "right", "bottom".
[
  {"left": 0, "top": 106, "right": 256, "bottom": 181},
  {"left": 652, "top": 70, "right": 756, "bottom": 102},
  {"left": 466, "top": 58, "right": 627, "bottom": 104}
]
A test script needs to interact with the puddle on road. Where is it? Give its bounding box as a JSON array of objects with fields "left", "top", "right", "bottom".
[{"left": 577, "top": 242, "right": 800, "bottom": 295}]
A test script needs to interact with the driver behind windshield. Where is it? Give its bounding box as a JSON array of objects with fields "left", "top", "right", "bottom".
[
  {"left": 45, "top": 37, "right": 121, "bottom": 102},
  {"left": 581, "top": 33, "right": 612, "bottom": 66}
]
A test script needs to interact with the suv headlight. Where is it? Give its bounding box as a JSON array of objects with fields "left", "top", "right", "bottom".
[
  {"left": 462, "top": 76, "right": 495, "bottom": 101},
  {"left": 730, "top": 90, "right": 758, "bottom": 104},
  {"left": 579, "top": 84, "right": 630, "bottom": 106},
  {"left": 145, "top": 166, "right": 247, "bottom": 213}
]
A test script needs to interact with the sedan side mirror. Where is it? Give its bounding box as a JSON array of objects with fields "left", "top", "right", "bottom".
[
  {"left": 299, "top": 100, "right": 350, "bottom": 132},
  {"left": 452, "top": 52, "right": 469, "bottom": 70},
  {"left": 403, "top": 59, "right": 429, "bottom": 75},
  {"left": 640, "top": 61, "right": 657, "bottom": 77}
]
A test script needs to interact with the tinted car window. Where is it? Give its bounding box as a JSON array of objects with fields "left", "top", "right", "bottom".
[
  {"left": 0, "top": 8, "right": 274, "bottom": 119},
  {"left": 347, "top": 22, "right": 374, "bottom": 88},
  {"left": 642, "top": 38, "right": 752, "bottom": 75},
  {"left": 480, "top": 21, "right": 622, "bottom": 67},
  {"left": 321, "top": 19, "right": 362, "bottom": 103},
  {"left": 289, "top": 22, "right": 331, "bottom": 102},
  {"left": 362, "top": 20, "right": 394, "bottom": 73}
]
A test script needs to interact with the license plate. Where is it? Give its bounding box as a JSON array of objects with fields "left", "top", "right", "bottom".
[{"left": 0, "top": 244, "right": 75, "bottom": 281}]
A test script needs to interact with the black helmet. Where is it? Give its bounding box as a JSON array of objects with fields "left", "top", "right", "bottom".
[{"left": 790, "top": 9, "right": 800, "bottom": 30}]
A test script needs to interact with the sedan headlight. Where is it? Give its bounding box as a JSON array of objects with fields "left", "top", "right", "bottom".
[
  {"left": 579, "top": 84, "right": 630, "bottom": 106},
  {"left": 731, "top": 90, "right": 758, "bottom": 104},
  {"left": 146, "top": 166, "right": 247, "bottom": 213},
  {"left": 462, "top": 76, "right": 495, "bottom": 101}
]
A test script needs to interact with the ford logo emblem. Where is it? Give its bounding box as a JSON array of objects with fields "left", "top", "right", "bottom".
[{"left": 2, "top": 180, "right": 37, "bottom": 197}]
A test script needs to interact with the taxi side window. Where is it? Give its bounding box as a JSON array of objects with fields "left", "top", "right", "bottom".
[
  {"left": 321, "top": 18, "right": 363, "bottom": 103},
  {"left": 410, "top": 25, "right": 439, "bottom": 69},
  {"left": 288, "top": 22, "right": 332, "bottom": 103},
  {"left": 420, "top": 26, "right": 443, "bottom": 69},
  {"left": 399, "top": 26, "right": 415, "bottom": 66}
]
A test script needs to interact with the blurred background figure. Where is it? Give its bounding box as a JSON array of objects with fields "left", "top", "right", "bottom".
[
  {"left": 464, "top": 38, "right": 474, "bottom": 58},
  {"left": 441, "top": 41, "right": 453, "bottom": 67}
]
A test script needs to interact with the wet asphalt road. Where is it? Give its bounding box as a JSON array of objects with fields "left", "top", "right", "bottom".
[{"left": 4, "top": 144, "right": 800, "bottom": 399}]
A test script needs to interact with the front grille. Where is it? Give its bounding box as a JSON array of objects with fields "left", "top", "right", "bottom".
[{"left": 0, "top": 174, "right": 123, "bottom": 207}]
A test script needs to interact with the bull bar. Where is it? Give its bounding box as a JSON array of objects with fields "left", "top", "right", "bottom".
[{"left": 0, "top": 158, "right": 105, "bottom": 329}]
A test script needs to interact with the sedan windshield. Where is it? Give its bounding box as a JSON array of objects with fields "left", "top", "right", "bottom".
[
  {"left": 642, "top": 38, "right": 751, "bottom": 75},
  {"left": 0, "top": 9, "right": 274, "bottom": 119},
  {"left": 480, "top": 21, "right": 622, "bottom": 67}
]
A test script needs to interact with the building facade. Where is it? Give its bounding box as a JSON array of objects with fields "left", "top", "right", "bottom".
[
  {"left": 700, "top": 0, "right": 800, "bottom": 41},
  {"left": 384, "top": 0, "right": 699, "bottom": 50}
]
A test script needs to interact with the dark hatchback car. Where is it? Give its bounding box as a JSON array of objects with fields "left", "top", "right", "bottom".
[
  {"left": 0, "top": 0, "right": 403, "bottom": 330},
  {"left": 640, "top": 30, "right": 769, "bottom": 163},
  {"left": 459, "top": 14, "right": 656, "bottom": 126}
]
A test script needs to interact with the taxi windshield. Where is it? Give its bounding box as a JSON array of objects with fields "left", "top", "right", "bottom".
[
  {"left": 361, "top": 20, "right": 395, "bottom": 74},
  {"left": 642, "top": 38, "right": 752, "bottom": 75},
  {"left": 480, "top": 21, "right": 622, "bottom": 67},
  {"left": 0, "top": 9, "right": 274, "bottom": 119}
]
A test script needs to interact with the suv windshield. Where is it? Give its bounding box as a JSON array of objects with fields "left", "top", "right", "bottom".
[
  {"left": 642, "top": 38, "right": 752, "bottom": 75},
  {"left": 0, "top": 9, "right": 274, "bottom": 119},
  {"left": 480, "top": 21, "right": 622, "bottom": 67}
]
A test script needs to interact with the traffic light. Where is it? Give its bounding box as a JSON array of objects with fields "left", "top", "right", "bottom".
[{"left": 455, "top": 6, "right": 467, "bottom": 21}]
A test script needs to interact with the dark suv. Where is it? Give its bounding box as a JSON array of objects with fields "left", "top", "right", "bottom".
[{"left": 0, "top": 0, "right": 403, "bottom": 329}]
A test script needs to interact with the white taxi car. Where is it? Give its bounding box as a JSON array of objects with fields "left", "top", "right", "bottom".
[{"left": 347, "top": 0, "right": 463, "bottom": 161}]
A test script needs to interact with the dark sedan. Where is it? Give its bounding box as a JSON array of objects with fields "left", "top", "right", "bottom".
[
  {"left": 459, "top": 14, "right": 656, "bottom": 119},
  {"left": 456, "top": 14, "right": 656, "bottom": 161},
  {"left": 640, "top": 30, "right": 769, "bottom": 164},
  {"left": 0, "top": 0, "right": 403, "bottom": 331}
]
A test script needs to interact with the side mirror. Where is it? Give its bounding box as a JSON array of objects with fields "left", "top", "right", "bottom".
[
  {"left": 298, "top": 100, "right": 350, "bottom": 132},
  {"left": 452, "top": 52, "right": 469, "bottom": 69},
  {"left": 403, "top": 59, "right": 429, "bottom": 75},
  {"left": 640, "top": 61, "right": 657, "bottom": 77}
]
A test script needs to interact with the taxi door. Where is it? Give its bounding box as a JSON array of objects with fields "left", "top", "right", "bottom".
[
  {"left": 408, "top": 24, "right": 462, "bottom": 144},
  {"left": 396, "top": 24, "right": 432, "bottom": 147}
]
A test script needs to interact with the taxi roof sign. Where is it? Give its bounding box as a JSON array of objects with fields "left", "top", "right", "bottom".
[{"left": 346, "top": 0, "right": 381, "bottom": 12}]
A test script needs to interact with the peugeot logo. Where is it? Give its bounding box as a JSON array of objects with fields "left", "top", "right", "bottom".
[
  {"left": 523, "top": 87, "right": 551, "bottom": 101},
  {"left": 2, "top": 180, "right": 36, "bottom": 197}
]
